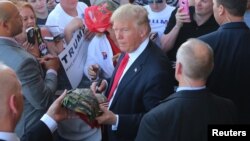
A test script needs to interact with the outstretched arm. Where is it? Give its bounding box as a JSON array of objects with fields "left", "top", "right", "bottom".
[{"left": 161, "top": 7, "right": 190, "bottom": 52}]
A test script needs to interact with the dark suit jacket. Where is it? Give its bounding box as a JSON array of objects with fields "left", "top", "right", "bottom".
[
  {"left": 135, "top": 89, "right": 237, "bottom": 141},
  {"left": 199, "top": 22, "right": 250, "bottom": 123},
  {"left": 0, "top": 121, "right": 52, "bottom": 141},
  {"left": 20, "top": 121, "right": 53, "bottom": 141},
  {"left": 105, "top": 40, "right": 175, "bottom": 141}
]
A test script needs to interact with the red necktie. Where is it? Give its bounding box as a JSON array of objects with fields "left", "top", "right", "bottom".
[{"left": 107, "top": 53, "right": 129, "bottom": 101}]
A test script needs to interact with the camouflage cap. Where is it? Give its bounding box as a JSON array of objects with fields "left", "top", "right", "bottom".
[{"left": 61, "top": 88, "right": 107, "bottom": 128}]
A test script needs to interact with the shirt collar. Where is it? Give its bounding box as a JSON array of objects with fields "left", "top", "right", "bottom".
[
  {"left": 219, "top": 22, "right": 247, "bottom": 30},
  {"left": 176, "top": 86, "right": 206, "bottom": 92},
  {"left": 128, "top": 37, "right": 149, "bottom": 61},
  {"left": 0, "top": 132, "right": 19, "bottom": 141},
  {"left": 0, "top": 36, "right": 19, "bottom": 45}
]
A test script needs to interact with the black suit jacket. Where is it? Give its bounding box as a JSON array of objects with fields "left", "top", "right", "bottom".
[
  {"left": 0, "top": 121, "right": 52, "bottom": 141},
  {"left": 105, "top": 40, "right": 175, "bottom": 141},
  {"left": 135, "top": 89, "right": 237, "bottom": 141},
  {"left": 199, "top": 22, "right": 250, "bottom": 123},
  {"left": 20, "top": 121, "right": 53, "bottom": 141}
]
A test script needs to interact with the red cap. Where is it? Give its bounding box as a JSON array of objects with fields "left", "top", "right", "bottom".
[{"left": 84, "top": 0, "right": 119, "bottom": 33}]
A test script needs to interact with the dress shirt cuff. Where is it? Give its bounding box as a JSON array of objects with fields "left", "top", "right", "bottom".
[
  {"left": 46, "top": 69, "right": 57, "bottom": 76},
  {"left": 111, "top": 115, "right": 119, "bottom": 131},
  {"left": 40, "top": 114, "right": 58, "bottom": 133}
]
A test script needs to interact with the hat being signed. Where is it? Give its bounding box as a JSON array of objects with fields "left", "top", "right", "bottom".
[{"left": 84, "top": 0, "right": 120, "bottom": 33}]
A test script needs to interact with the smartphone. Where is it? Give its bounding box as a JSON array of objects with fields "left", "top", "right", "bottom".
[
  {"left": 44, "top": 33, "right": 64, "bottom": 42},
  {"left": 179, "top": 0, "right": 189, "bottom": 14},
  {"left": 26, "top": 27, "right": 35, "bottom": 45}
]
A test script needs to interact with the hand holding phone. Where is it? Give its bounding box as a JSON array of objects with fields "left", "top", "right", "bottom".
[
  {"left": 179, "top": 0, "right": 189, "bottom": 14},
  {"left": 88, "top": 64, "right": 100, "bottom": 80},
  {"left": 26, "top": 27, "right": 35, "bottom": 45}
]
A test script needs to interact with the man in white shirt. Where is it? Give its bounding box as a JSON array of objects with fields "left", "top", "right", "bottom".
[
  {"left": 144, "top": 0, "right": 175, "bottom": 48},
  {"left": 46, "top": 1, "right": 100, "bottom": 141},
  {"left": 46, "top": 0, "right": 88, "bottom": 30}
]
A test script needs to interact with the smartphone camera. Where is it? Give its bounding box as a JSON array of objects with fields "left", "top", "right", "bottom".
[
  {"left": 179, "top": 0, "right": 189, "bottom": 14},
  {"left": 26, "top": 27, "right": 35, "bottom": 45}
]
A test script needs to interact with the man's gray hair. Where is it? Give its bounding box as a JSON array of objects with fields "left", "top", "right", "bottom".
[
  {"left": 176, "top": 38, "right": 214, "bottom": 81},
  {"left": 110, "top": 3, "right": 151, "bottom": 34}
]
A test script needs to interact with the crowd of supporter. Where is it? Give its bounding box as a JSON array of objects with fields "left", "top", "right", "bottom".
[{"left": 0, "top": 0, "right": 249, "bottom": 141}]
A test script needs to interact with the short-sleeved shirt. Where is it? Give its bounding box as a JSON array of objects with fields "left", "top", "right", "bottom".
[
  {"left": 164, "top": 6, "right": 219, "bottom": 62},
  {"left": 144, "top": 4, "right": 175, "bottom": 48}
]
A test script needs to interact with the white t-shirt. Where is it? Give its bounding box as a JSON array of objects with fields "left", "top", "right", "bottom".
[
  {"left": 46, "top": 2, "right": 88, "bottom": 30},
  {"left": 84, "top": 34, "right": 115, "bottom": 80},
  {"left": 46, "top": 2, "right": 101, "bottom": 141},
  {"left": 144, "top": 4, "right": 175, "bottom": 48}
]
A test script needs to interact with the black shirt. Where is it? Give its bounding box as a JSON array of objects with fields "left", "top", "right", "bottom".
[{"left": 164, "top": 6, "right": 219, "bottom": 62}]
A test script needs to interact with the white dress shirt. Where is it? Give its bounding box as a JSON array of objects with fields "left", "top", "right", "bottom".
[
  {"left": 0, "top": 132, "right": 20, "bottom": 141},
  {"left": 0, "top": 114, "right": 57, "bottom": 141},
  {"left": 176, "top": 86, "right": 206, "bottom": 92}
]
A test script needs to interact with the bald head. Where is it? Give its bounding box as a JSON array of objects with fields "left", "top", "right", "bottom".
[
  {"left": 0, "top": 63, "right": 21, "bottom": 113},
  {"left": 176, "top": 39, "right": 214, "bottom": 81},
  {"left": 0, "top": 1, "right": 16, "bottom": 21},
  {"left": 0, "top": 63, "right": 20, "bottom": 101},
  {"left": 0, "top": 0, "right": 23, "bottom": 37}
]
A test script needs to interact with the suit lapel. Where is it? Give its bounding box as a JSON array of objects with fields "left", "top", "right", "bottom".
[{"left": 110, "top": 42, "right": 153, "bottom": 108}]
